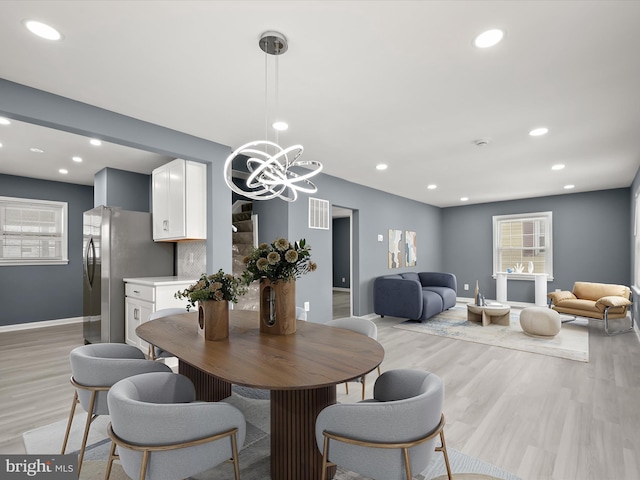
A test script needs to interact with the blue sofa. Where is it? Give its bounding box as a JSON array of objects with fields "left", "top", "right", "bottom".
[{"left": 373, "top": 272, "right": 457, "bottom": 322}]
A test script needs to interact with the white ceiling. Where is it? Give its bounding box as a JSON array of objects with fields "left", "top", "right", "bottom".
[{"left": 0, "top": 1, "right": 639, "bottom": 208}]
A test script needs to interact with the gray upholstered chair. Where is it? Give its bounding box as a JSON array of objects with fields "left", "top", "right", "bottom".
[
  {"left": 61, "top": 343, "right": 171, "bottom": 475},
  {"left": 326, "top": 317, "right": 381, "bottom": 399},
  {"left": 315, "top": 369, "right": 452, "bottom": 480},
  {"left": 105, "top": 371, "right": 246, "bottom": 480},
  {"left": 146, "top": 307, "right": 189, "bottom": 360}
]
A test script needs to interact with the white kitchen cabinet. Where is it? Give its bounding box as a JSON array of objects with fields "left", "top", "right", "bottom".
[
  {"left": 124, "top": 277, "right": 196, "bottom": 352},
  {"left": 152, "top": 158, "right": 206, "bottom": 241}
]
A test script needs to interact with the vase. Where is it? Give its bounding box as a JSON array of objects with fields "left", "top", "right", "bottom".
[
  {"left": 198, "top": 300, "right": 229, "bottom": 341},
  {"left": 259, "top": 278, "right": 296, "bottom": 335},
  {"left": 528, "top": 261, "right": 534, "bottom": 274}
]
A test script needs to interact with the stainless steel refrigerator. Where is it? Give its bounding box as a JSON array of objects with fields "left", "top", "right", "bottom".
[{"left": 83, "top": 206, "right": 174, "bottom": 344}]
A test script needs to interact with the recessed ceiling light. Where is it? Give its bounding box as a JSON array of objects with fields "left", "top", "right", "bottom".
[
  {"left": 376, "top": 164, "right": 388, "bottom": 171},
  {"left": 427, "top": 184, "right": 437, "bottom": 190},
  {"left": 272, "top": 121, "right": 288, "bottom": 131},
  {"left": 59, "top": 168, "right": 68, "bottom": 175},
  {"left": 529, "top": 127, "right": 549, "bottom": 137},
  {"left": 0, "top": 117, "right": 11, "bottom": 125},
  {"left": 460, "top": 197, "right": 469, "bottom": 202},
  {"left": 30, "top": 147, "right": 44, "bottom": 153},
  {"left": 24, "top": 20, "right": 62, "bottom": 41},
  {"left": 89, "top": 139, "right": 102, "bottom": 146},
  {"left": 564, "top": 184, "right": 575, "bottom": 190},
  {"left": 72, "top": 156, "right": 83, "bottom": 163},
  {"left": 474, "top": 29, "right": 504, "bottom": 48},
  {"left": 551, "top": 164, "right": 565, "bottom": 171}
]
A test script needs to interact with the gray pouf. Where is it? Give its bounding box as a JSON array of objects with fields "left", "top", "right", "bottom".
[{"left": 519, "top": 307, "right": 561, "bottom": 338}]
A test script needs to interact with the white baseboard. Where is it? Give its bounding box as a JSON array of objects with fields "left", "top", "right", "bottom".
[{"left": 0, "top": 316, "right": 83, "bottom": 333}]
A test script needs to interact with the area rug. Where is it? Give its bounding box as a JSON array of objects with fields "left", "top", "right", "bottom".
[
  {"left": 393, "top": 305, "right": 589, "bottom": 362},
  {"left": 24, "top": 394, "right": 521, "bottom": 480}
]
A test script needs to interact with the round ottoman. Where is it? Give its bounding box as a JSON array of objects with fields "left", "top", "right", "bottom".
[{"left": 519, "top": 307, "right": 561, "bottom": 338}]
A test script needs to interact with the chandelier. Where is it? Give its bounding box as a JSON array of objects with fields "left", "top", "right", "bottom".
[{"left": 224, "top": 31, "right": 323, "bottom": 202}]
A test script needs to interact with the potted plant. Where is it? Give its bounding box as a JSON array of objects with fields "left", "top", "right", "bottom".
[
  {"left": 242, "top": 238, "right": 317, "bottom": 334},
  {"left": 175, "top": 270, "right": 246, "bottom": 340}
]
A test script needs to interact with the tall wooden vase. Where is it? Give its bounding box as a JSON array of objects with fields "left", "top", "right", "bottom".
[
  {"left": 198, "top": 300, "right": 229, "bottom": 341},
  {"left": 259, "top": 279, "right": 296, "bottom": 335}
]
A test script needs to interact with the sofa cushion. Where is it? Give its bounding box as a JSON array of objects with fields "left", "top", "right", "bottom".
[
  {"left": 421, "top": 291, "right": 443, "bottom": 321},
  {"left": 423, "top": 286, "right": 456, "bottom": 310},
  {"left": 401, "top": 272, "right": 420, "bottom": 283},
  {"left": 572, "top": 282, "right": 629, "bottom": 301},
  {"left": 555, "top": 298, "right": 601, "bottom": 314}
]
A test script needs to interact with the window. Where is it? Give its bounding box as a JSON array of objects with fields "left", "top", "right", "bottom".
[
  {"left": 0, "top": 196, "right": 68, "bottom": 265},
  {"left": 492, "top": 211, "right": 553, "bottom": 279}
]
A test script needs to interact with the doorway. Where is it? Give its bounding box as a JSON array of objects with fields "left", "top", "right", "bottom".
[{"left": 332, "top": 206, "right": 353, "bottom": 318}]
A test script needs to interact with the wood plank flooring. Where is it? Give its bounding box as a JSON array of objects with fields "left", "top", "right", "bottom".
[{"left": 2, "top": 307, "right": 640, "bottom": 479}]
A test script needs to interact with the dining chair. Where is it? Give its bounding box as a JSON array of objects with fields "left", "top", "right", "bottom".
[
  {"left": 326, "top": 316, "right": 381, "bottom": 399},
  {"left": 315, "top": 369, "right": 452, "bottom": 480},
  {"left": 146, "top": 307, "right": 189, "bottom": 359},
  {"left": 106, "top": 371, "right": 246, "bottom": 480},
  {"left": 61, "top": 343, "right": 171, "bottom": 475}
]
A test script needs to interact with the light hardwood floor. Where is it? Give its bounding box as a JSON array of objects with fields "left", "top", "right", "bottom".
[{"left": 2, "top": 308, "right": 640, "bottom": 480}]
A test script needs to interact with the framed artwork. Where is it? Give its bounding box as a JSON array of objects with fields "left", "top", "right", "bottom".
[
  {"left": 405, "top": 230, "right": 417, "bottom": 267},
  {"left": 388, "top": 229, "right": 403, "bottom": 268}
]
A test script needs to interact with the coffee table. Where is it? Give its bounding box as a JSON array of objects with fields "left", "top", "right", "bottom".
[
  {"left": 136, "top": 309, "right": 384, "bottom": 480},
  {"left": 467, "top": 303, "right": 511, "bottom": 326}
]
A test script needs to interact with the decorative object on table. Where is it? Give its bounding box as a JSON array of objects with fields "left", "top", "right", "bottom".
[
  {"left": 175, "top": 270, "right": 246, "bottom": 341},
  {"left": 223, "top": 31, "right": 322, "bottom": 202},
  {"left": 474, "top": 281, "right": 479, "bottom": 305},
  {"left": 388, "top": 229, "right": 403, "bottom": 268},
  {"left": 514, "top": 263, "right": 524, "bottom": 273},
  {"left": 506, "top": 268, "right": 514, "bottom": 273},
  {"left": 528, "top": 261, "right": 534, "bottom": 273},
  {"left": 404, "top": 230, "right": 417, "bottom": 267},
  {"left": 242, "top": 238, "right": 316, "bottom": 335}
]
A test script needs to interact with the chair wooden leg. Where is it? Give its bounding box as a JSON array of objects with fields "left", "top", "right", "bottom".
[
  {"left": 361, "top": 375, "right": 366, "bottom": 400},
  {"left": 402, "top": 447, "right": 413, "bottom": 480},
  {"left": 77, "top": 390, "right": 98, "bottom": 476},
  {"left": 344, "top": 382, "right": 349, "bottom": 394},
  {"left": 321, "top": 436, "right": 330, "bottom": 480},
  {"left": 61, "top": 391, "right": 79, "bottom": 454},
  {"left": 139, "top": 450, "right": 150, "bottom": 480},
  {"left": 231, "top": 432, "right": 240, "bottom": 480},
  {"left": 437, "top": 430, "right": 453, "bottom": 480},
  {"left": 377, "top": 365, "right": 381, "bottom": 376},
  {"left": 104, "top": 440, "right": 118, "bottom": 480}
]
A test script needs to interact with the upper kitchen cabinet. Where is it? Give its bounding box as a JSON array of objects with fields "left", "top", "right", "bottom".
[{"left": 152, "top": 158, "right": 206, "bottom": 241}]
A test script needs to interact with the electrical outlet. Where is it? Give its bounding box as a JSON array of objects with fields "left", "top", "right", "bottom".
[
  {"left": 464, "top": 283, "right": 469, "bottom": 290},
  {"left": 304, "top": 301, "right": 310, "bottom": 311}
]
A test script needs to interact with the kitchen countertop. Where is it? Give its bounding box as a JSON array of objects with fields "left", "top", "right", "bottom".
[{"left": 123, "top": 276, "right": 198, "bottom": 286}]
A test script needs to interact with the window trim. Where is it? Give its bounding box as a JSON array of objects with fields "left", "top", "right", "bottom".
[
  {"left": 0, "top": 196, "right": 69, "bottom": 266},
  {"left": 492, "top": 211, "right": 553, "bottom": 281}
]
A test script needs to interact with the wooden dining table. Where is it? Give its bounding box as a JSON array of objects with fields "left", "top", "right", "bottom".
[{"left": 136, "top": 309, "right": 384, "bottom": 480}]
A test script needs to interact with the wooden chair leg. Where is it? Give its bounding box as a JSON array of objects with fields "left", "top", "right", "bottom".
[
  {"left": 437, "top": 430, "right": 453, "bottom": 480},
  {"left": 104, "top": 440, "right": 118, "bottom": 480},
  {"left": 344, "top": 382, "right": 349, "bottom": 394},
  {"left": 361, "top": 375, "right": 366, "bottom": 400},
  {"left": 77, "top": 390, "right": 98, "bottom": 476},
  {"left": 61, "top": 391, "right": 78, "bottom": 454},
  {"left": 231, "top": 432, "right": 240, "bottom": 480},
  {"left": 321, "top": 436, "right": 330, "bottom": 480},
  {"left": 139, "top": 450, "right": 150, "bottom": 480},
  {"left": 402, "top": 446, "right": 413, "bottom": 480}
]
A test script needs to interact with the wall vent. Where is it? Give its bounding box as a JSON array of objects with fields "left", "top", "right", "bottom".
[{"left": 308, "top": 197, "right": 330, "bottom": 230}]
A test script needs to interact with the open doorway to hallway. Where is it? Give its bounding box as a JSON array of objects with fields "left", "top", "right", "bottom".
[{"left": 332, "top": 206, "right": 353, "bottom": 318}]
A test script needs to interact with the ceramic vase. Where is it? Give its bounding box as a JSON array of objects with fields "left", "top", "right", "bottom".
[
  {"left": 259, "top": 278, "right": 296, "bottom": 335},
  {"left": 528, "top": 261, "right": 534, "bottom": 274},
  {"left": 198, "top": 300, "right": 229, "bottom": 341}
]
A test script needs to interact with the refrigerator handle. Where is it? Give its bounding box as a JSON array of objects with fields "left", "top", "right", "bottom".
[{"left": 85, "top": 237, "right": 96, "bottom": 287}]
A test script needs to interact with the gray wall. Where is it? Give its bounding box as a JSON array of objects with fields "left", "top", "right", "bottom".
[
  {"left": 441, "top": 188, "right": 631, "bottom": 303},
  {"left": 285, "top": 173, "right": 443, "bottom": 323},
  {"left": 0, "top": 174, "right": 94, "bottom": 325},
  {"left": 332, "top": 217, "right": 351, "bottom": 288},
  {"left": 94, "top": 167, "right": 152, "bottom": 212}
]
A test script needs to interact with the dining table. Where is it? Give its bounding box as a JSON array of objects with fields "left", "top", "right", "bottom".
[{"left": 136, "top": 309, "right": 385, "bottom": 480}]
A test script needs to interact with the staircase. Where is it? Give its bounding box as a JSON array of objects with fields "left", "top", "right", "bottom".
[{"left": 232, "top": 202, "right": 259, "bottom": 311}]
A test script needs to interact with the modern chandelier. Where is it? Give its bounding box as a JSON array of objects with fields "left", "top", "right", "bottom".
[{"left": 224, "top": 31, "right": 323, "bottom": 202}]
